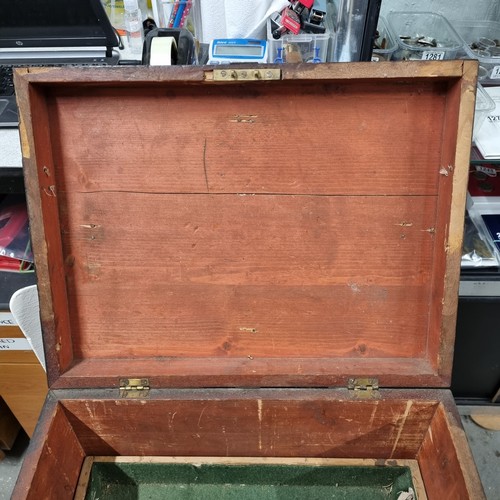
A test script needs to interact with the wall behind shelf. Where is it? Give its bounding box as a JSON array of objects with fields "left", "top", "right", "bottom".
[{"left": 381, "top": 0, "right": 500, "bottom": 21}]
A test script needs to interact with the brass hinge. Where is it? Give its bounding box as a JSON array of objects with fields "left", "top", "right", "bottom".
[
  {"left": 211, "top": 68, "right": 281, "bottom": 82},
  {"left": 348, "top": 378, "right": 380, "bottom": 399},
  {"left": 119, "top": 378, "right": 150, "bottom": 399}
]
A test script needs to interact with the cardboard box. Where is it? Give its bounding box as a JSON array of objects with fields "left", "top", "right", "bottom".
[
  {"left": 12, "top": 60, "right": 484, "bottom": 498},
  {"left": 0, "top": 311, "right": 47, "bottom": 437}
]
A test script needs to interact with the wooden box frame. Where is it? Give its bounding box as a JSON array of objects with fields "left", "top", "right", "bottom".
[{"left": 12, "top": 60, "right": 484, "bottom": 498}]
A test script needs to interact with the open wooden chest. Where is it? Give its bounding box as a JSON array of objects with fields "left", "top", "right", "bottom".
[{"left": 12, "top": 60, "right": 484, "bottom": 499}]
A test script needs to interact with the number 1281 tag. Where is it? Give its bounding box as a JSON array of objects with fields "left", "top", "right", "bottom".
[{"left": 422, "top": 51, "right": 445, "bottom": 61}]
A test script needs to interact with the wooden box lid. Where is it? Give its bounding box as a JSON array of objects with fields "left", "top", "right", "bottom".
[{"left": 15, "top": 61, "right": 477, "bottom": 391}]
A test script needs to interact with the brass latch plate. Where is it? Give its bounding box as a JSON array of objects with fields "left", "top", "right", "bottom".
[
  {"left": 119, "top": 378, "right": 150, "bottom": 398},
  {"left": 211, "top": 68, "right": 281, "bottom": 82},
  {"left": 348, "top": 378, "right": 380, "bottom": 399}
]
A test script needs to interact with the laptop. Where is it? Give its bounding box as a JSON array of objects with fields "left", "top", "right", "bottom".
[{"left": 0, "top": 0, "right": 120, "bottom": 127}]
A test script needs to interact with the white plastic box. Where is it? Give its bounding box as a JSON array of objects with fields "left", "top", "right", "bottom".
[
  {"left": 387, "top": 11, "right": 463, "bottom": 61},
  {"left": 453, "top": 21, "right": 500, "bottom": 82},
  {"left": 266, "top": 19, "right": 330, "bottom": 64}
]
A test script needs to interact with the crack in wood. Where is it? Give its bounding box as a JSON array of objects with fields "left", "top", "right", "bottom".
[{"left": 203, "top": 138, "right": 210, "bottom": 193}]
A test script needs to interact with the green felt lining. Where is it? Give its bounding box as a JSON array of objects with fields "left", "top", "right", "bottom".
[{"left": 85, "top": 462, "right": 416, "bottom": 499}]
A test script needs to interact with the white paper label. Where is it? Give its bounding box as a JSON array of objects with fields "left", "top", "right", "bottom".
[
  {"left": 0, "top": 338, "right": 31, "bottom": 350},
  {"left": 476, "top": 165, "right": 498, "bottom": 177},
  {"left": 422, "top": 51, "right": 445, "bottom": 61},
  {"left": 0, "top": 312, "right": 17, "bottom": 326},
  {"left": 491, "top": 65, "right": 500, "bottom": 79}
]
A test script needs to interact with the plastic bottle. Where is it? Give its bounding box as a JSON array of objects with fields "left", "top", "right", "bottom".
[
  {"left": 124, "top": 0, "right": 144, "bottom": 56},
  {"left": 101, "top": 1, "right": 147, "bottom": 31},
  {"left": 102, "top": 0, "right": 125, "bottom": 31}
]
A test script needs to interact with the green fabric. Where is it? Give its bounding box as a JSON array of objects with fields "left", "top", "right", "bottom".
[{"left": 85, "top": 462, "right": 416, "bottom": 499}]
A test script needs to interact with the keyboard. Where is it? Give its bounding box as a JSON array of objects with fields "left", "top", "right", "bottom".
[
  {"left": 1, "top": 61, "right": 115, "bottom": 97},
  {"left": 0, "top": 58, "right": 122, "bottom": 127},
  {"left": 0, "top": 65, "right": 15, "bottom": 97}
]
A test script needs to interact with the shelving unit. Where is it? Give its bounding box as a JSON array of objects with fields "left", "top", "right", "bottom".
[
  {"left": 452, "top": 142, "right": 500, "bottom": 403},
  {"left": 0, "top": 171, "right": 46, "bottom": 437}
]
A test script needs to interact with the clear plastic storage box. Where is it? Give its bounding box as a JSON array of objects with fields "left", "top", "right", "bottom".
[
  {"left": 266, "top": 19, "right": 330, "bottom": 64},
  {"left": 387, "top": 11, "right": 463, "bottom": 61},
  {"left": 453, "top": 20, "right": 500, "bottom": 82},
  {"left": 372, "top": 16, "right": 398, "bottom": 62},
  {"left": 153, "top": 0, "right": 201, "bottom": 36},
  {"left": 474, "top": 83, "right": 496, "bottom": 140}
]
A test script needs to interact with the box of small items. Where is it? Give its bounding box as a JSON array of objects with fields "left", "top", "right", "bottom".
[
  {"left": 387, "top": 11, "right": 463, "bottom": 61},
  {"left": 453, "top": 20, "right": 500, "bottom": 82},
  {"left": 371, "top": 16, "right": 399, "bottom": 62},
  {"left": 267, "top": 0, "right": 330, "bottom": 63}
]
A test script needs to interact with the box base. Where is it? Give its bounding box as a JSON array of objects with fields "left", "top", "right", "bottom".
[
  {"left": 12, "top": 389, "right": 485, "bottom": 499},
  {"left": 76, "top": 457, "right": 424, "bottom": 500}
]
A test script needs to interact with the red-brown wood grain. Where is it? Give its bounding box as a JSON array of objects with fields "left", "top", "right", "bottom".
[
  {"left": 12, "top": 398, "right": 85, "bottom": 500},
  {"left": 48, "top": 82, "right": 445, "bottom": 197},
  {"left": 49, "top": 356, "right": 438, "bottom": 390},
  {"left": 60, "top": 194, "right": 435, "bottom": 360},
  {"left": 417, "top": 403, "right": 485, "bottom": 499},
  {"left": 15, "top": 75, "right": 75, "bottom": 383},
  {"left": 428, "top": 64, "right": 477, "bottom": 379},
  {"left": 13, "top": 62, "right": 476, "bottom": 389},
  {"left": 12, "top": 389, "right": 484, "bottom": 499},
  {"left": 61, "top": 392, "right": 436, "bottom": 459}
]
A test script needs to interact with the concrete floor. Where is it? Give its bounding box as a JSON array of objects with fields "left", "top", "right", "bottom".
[
  {"left": 0, "top": 430, "right": 29, "bottom": 500},
  {"left": 0, "top": 408, "right": 499, "bottom": 499},
  {"left": 459, "top": 407, "right": 500, "bottom": 500}
]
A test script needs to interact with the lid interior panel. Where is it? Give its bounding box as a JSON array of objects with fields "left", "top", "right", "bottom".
[{"left": 18, "top": 65, "right": 474, "bottom": 389}]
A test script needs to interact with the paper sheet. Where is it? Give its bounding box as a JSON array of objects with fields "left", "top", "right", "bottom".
[{"left": 199, "top": 0, "right": 289, "bottom": 43}]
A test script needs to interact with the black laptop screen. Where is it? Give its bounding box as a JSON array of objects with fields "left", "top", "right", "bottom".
[{"left": 0, "top": 0, "right": 118, "bottom": 48}]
